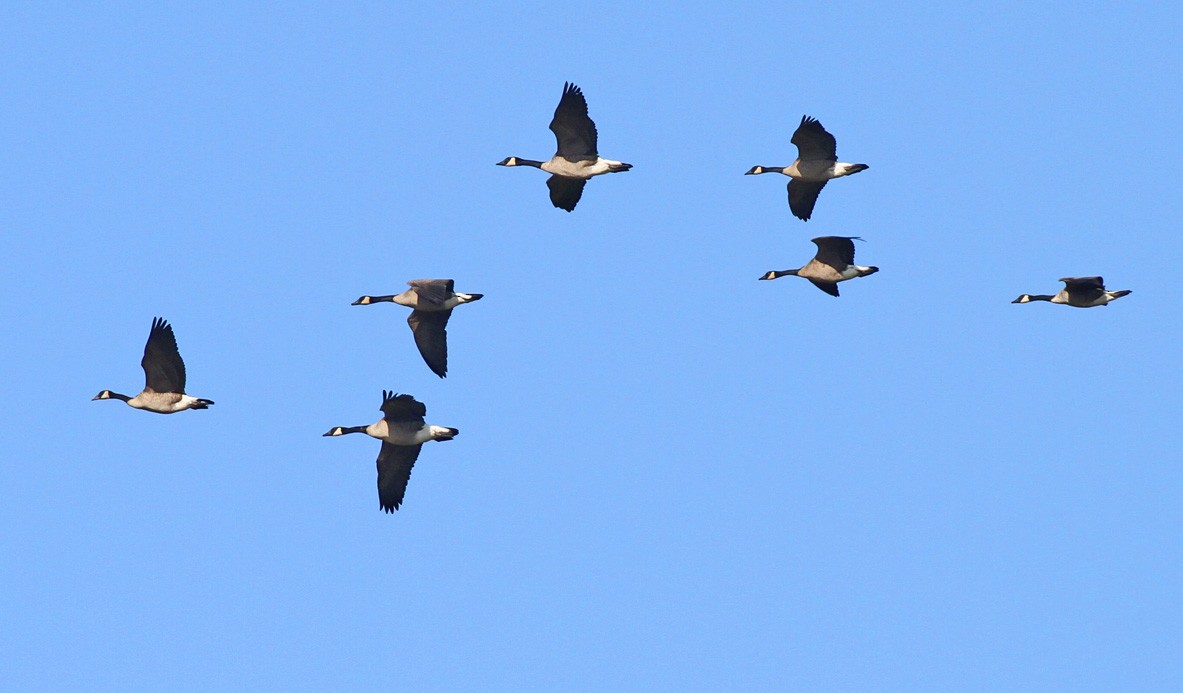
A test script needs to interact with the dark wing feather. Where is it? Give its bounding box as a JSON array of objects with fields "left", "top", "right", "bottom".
[
  {"left": 549, "top": 82, "right": 598, "bottom": 158},
  {"left": 791, "top": 115, "right": 838, "bottom": 161},
  {"left": 788, "top": 179, "right": 827, "bottom": 221},
  {"left": 808, "top": 280, "right": 841, "bottom": 297},
  {"left": 1061, "top": 276, "right": 1105, "bottom": 290},
  {"left": 376, "top": 442, "right": 422, "bottom": 512},
  {"left": 407, "top": 309, "right": 452, "bottom": 378},
  {"left": 407, "top": 279, "right": 454, "bottom": 308},
  {"left": 812, "top": 236, "right": 857, "bottom": 269},
  {"left": 141, "top": 317, "right": 187, "bottom": 393},
  {"left": 1061, "top": 276, "right": 1106, "bottom": 302},
  {"left": 547, "top": 175, "right": 587, "bottom": 212},
  {"left": 379, "top": 391, "right": 427, "bottom": 423}
]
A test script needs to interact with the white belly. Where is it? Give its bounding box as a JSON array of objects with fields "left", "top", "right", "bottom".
[{"left": 542, "top": 157, "right": 618, "bottom": 179}]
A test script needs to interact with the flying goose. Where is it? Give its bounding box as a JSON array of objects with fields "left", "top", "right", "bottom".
[
  {"left": 352, "top": 279, "right": 483, "bottom": 378},
  {"left": 759, "top": 236, "right": 879, "bottom": 297},
  {"left": 1012, "top": 277, "right": 1131, "bottom": 308},
  {"left": 497, "top": 82, "right": 632, "bottom": 212},
  {"left": 323, "top": 391, "right": 459, "bottom": 513},
  {"left": 92, "top": 317, "right": 214, "bottom": 413},
  {"left": 745, "top": 115, "right": 869, "bottom": 221}
]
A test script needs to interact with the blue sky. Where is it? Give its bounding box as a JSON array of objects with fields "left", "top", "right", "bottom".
[{"left": 2, "top": 2, "right": 1181, "bottom": 689}]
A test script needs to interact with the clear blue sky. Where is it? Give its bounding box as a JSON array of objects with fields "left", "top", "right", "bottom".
[{"left": 3, "top": 2, "right": 1181, "bottom": 689}]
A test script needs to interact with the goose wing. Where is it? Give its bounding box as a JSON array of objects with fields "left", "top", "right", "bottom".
[
  {"left": 808, "top": 280, "right": 841, "bottom": 297},
  {"left": 549, "top": 82, "right": 598, "bottom": 159},
  {"left": 376, "top": 442, "right": 422, "bottom": 512},
  {"left": 791, "top": 115, "right": 838, "bottom": 161},
  {"left": 1060, "top": 276, "right": 1106, "bottom": 302},
  {"left": 1060, "top": 276, "right": 1105, "bottom": 290},
  {"left": 812, "top": 236, "right": 858, "bottom": 270},
  {"left": 788, "top": 179, "right": 827, "bottom": 221},
  {"left": 379, "top": 390, "right": 427, "bottom": 424},
  {"left": 547, "top": 175, "right": 587, "bottom": 212},
  {"left": 141, "top": 317, "right": 187, "bottom": 393},
  {"left": 407, "top": 279, "right": 455, "bottom": 308},
  {"left": 407, "top": 310, "right": 452, "bottom": 378}
]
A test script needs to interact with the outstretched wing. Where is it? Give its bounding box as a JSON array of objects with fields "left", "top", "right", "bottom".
[
  {"left": 141, "top": 317, "right": 187, "bottom": 393},
  {"left": 407, "top": 279, "right": 454, "bottom": 308},
  {"left": 407, "top": 309, "right": 452, "bottom": 378},
  {"left": 379, "top": 390, "right": 427, "bottom": 423},
  {"left": 788, "top": 179, "right": 827, "bottom": 221},
  {"left": 791, "top": 115, "right": 838, "bottom": 161},
  {"left": 550, "top": 82, "right": 598, "bottom": 159},
  {"left": 812, "top": 236, "right": 858, "bottom": 269},
  {"left": 376, "top": 442, "right": 423, "bottom": 512},
  {"left": 547, "top": 175, "right": 587, "bottom": 212},
  {"left": 808, "top": 280, "right": 841, "bottom": 297}
]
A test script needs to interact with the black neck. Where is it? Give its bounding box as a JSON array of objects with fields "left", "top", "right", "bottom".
[
  {"left": 106, "top": 391, "right": 132, "bottom": 402},
  {"left": 516, "top": 158, "right": 544, "bottom": 168}
]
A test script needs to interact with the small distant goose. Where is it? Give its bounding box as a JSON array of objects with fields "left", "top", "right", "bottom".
[
  {"left": 323, "top": 391, "right": 458, "bottom": 513},
  {"left": 745, "top": 115, "right": 868, "bottom": 221},
  {"left": 93, "top": 317, "right": 214, "bottom": 413},
  {"left": 759, "top": 236, "right": 879, "bottom": 297},
  {"left": 497, "top": 82, "right": 632, "bottom": 212},
  {"left": 1012, "top": 277, "right": 1131, "bottom": 308},
  {"left": 352, "top": 279, "right": 483, "bottom": 378}
]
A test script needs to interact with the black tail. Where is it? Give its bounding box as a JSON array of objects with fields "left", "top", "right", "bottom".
[{"left": 193, "top": 399, "right": 215, "bottom": 409}]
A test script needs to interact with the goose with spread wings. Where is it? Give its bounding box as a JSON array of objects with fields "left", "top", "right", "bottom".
[
  {"left": 497, "top": 82, "right": 632, "bottom": 212},
  {"left": 323, "top": 391, "right": 459, "bottom": 513},
  {"left": 759, "top": 236, "right": 879, "bottom": 297},
  {"left": 352, "top": 279, "right": 483, "bottom": 378},
  {"left": 746, "top": 115, "right": 868, "bottom": 221},
  {"left": 92, "top": 317, "right": 215, "bottom": 413},
  {"left": 1012, "top": 277, "right": 1131, "bottom": 308}
]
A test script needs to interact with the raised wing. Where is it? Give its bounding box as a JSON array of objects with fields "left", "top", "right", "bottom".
[
  {"left": 376, "top": 442, "right": 423, "bottom": 512},
  {"left": 791, "top": 115, "right": 838, "bottom": 161},
  {"left": 407, "top": 309, "right": 452, "bottom": 378},
  {"left": 407, "top": 279, "right": 455, "bottom": 308},
  {"left": 788, "top": 179, "right": 827, "bottom": 221},
  {"left": 379, "top": 390, "right": 427, "bottom": 423},
  {"left": 141, "top": 317, "right": 187, "bottom": 393},
  {"left": 808, "top": 280, "right": 841, "bottom": 297},
  {"left": 549, "top": 82, "right": 598, "bottom": 159},
  {"left": 547, "top": 175, "right": 587, "bottom": 212},
  {"left": 812, "top": 236, "right": 858, "bottom": 269}
]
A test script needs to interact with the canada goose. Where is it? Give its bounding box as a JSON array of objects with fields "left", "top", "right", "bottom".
[
  {"left": 352, "top": 279, "right": 483, "bottom": 378},
  {"left": 497, "top": 82, "right": 632, "bottom": 212},
  {"left": 745, "top": 115, "right": 869, "bottom": 221},
  {"left": 758, "top": 236, "right": 879, "bottom": 297},
  {"left": 92, "top": 317, "right": 215, "bottom": 413},
  {"left": 323, "top": 391, "right": 459, "bottom": 513},
  {"left": 1012, "top": 277, "right": 1131, "bottom": 308}
]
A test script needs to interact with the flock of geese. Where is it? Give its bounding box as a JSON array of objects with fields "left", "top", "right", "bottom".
[{"left": 92, "top": 82, "right": 1133, "bottom": 513}]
